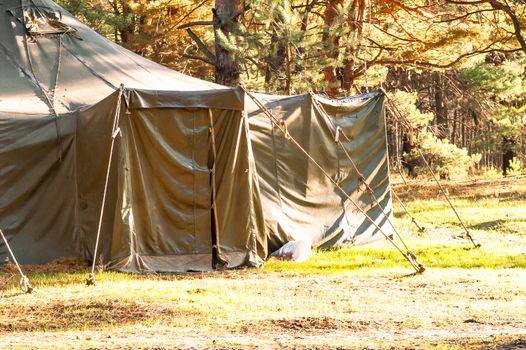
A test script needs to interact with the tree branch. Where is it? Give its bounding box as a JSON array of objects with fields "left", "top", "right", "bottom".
[
  {"left": 373, "top": 47, "right": 522, "bottom": 69},
  {"left": 177, "top": 21, "right": 213, "bottom": 30},
  {"left": 443, "top": 0, "right": 526, "bottom": 53},
  {"left": 488, "top": 0, "right": 526, "bottom": 53},
  {"left": 434, "top": 9, "right": 494, "bottom": 23},
  {"left": 182, "top": 54, "right": 214, "bottom": 66},
  {"left": 186, "top": 28, "right": 216, "bottom": 65},
  {"left": 162, "top": 0, "right": 211, "bottom": 36}
]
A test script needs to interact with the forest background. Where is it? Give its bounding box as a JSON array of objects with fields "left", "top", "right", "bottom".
[{"left": 58, "top": 0, "right": 526, "bottom": 178}]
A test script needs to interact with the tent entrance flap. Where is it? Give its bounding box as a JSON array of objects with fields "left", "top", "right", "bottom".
[{"left": 114, "top": 107, "right": 214, "bottom": 272}]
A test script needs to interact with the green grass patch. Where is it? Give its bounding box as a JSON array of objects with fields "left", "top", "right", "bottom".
[{"left": 265, "top": 243, "right": 526, "bottom": 273}]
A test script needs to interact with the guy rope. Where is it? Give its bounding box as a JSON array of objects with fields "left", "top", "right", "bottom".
[
  {"left": 380, "top": 87, "right": 480, "bottom": 248},
  {"left": 86, "top": 85, "right": 124, "bottom": 286},
  {"left": 242, "top": 86, "right": 425, "bottom": 274},
  {"left": 0, "top": 228, "right": 34, "bottom": 293},
  {"left": 391, "top": 189, "right": 426, "bottom": 234},
  {"left": 308, "top": 92, "right": 426, "bottom": 239}
]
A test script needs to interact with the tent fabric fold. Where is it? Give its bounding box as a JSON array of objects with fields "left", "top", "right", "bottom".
[{"left": 1, "top": 0, "right": 393, "bottom": 272}]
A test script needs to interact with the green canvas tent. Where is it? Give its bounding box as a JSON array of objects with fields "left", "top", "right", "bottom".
[{"left": 1, "top": 0, "right": 394, "bottom": 272}]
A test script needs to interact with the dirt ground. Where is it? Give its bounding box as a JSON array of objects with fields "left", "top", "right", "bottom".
[{"left": 1, "top": 267, "right": 525, "bottom": 349}]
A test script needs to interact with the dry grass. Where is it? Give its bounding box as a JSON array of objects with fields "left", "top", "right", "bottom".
[
  {"left": 1, "top": 268, "right": 525, "bottom": 349},
  {"left": 392, "top": 174, "right": 526, "bottom": 202},
  {"left": 1, "top": 175, "right": 525, "bottom": 349}
]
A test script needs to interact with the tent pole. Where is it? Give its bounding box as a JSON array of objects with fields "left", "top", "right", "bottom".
[
  {"left": 242, "top": 86, "right": 425, "bottom": 274},
  {"left": 0, "top": 228, "right": 34, "bottom": 293}
]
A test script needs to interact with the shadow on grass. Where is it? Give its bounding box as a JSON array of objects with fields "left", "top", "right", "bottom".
[
  {"left": 0, "top": 265, "right": 258, "bottom": 295},
  {"left": 469, "top": 219, "right": 507, "bottom": 231},
  {"left": 236, "top": 316, "right": 386, "bottom": 334},
  {"left": 468, "top": 219, "right": 525, "bottom": 235},
  {"left": 0, "top": 298, "right": 199, "bottom": 332},
  {"left": 496, "top": 339, "right": 526, "bottom": 350},
  {"left": 393, "top": 175, "right": 526, "bottom": 203}
]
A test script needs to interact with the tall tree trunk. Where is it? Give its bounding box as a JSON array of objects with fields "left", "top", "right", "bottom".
[
  {"left": 451, "top": 109, "right": 457, "bottom": 145},
  {"left": 502, "top": 137, "right": 516, "bottom": 176},
  {"left": 214, "top": 0, "right": 240, "bottom": 86},
  {"left": 116, "top": 0, "right": 135, "bottom": 45},
  {"left": 433, "top": 72, "right": 448, "bottom": 139},
  {"left": 402, "top": 131, "right": 417, "bottom": 177},
  {"left": 264, "top": 3, "right": 289, "bottom": 93},
  {"left": 322, "top": 0, "right": 341, "bottom": 97},
  {"left": 341, "top": 0, "right": 366, "bottom": 92},
  {"left": 461, "top": 113, "right": 466, "bottom": 148},
  {"left": 295, "top": 0, "right": 318, "bottom": 74}
]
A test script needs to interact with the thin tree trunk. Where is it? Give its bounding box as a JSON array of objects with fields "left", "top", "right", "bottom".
[
  {"left": 451, "top": 109, "right": 457, "bottom": 145},
  {"left": 461, "top": 113, "right": 466, "bottom": 148}
]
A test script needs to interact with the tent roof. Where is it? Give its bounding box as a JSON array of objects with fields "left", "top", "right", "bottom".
[{"left": 0, "top": 0, "right": 239, "bottom": 116}]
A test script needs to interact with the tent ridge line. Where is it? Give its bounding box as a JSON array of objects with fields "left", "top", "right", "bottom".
[{"left": 62, "top": 45, "right": 118, "bottom": 90}]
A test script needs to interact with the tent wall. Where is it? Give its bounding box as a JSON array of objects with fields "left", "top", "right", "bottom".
[
  {"left": 0, "top": 113, "right": 79, "bottom": 263},
  {"left": 212, "top": 109, "right": 268, "bottom": 266},
  {"left": 247, "top": 92, "right": 393, "bottom": 252}
]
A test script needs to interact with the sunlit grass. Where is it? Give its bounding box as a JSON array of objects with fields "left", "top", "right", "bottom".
[{"left": 265, "top": 243, "right": 526, "bottom": 273}]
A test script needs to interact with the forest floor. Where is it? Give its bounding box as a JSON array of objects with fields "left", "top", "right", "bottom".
[{"left": 1, "top": 175, "right": 525, "bottom": 350}]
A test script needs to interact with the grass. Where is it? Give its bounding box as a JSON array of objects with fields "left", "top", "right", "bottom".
[
  {"left": 1, "top": 175, "right": 525, "bottom": 349},
  {"left": 266, "top": 242, "right": 526, "bottom": 273}
]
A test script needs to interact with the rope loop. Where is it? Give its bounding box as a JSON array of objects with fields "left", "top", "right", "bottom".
[
  {"left": 278, "top": 119, "right": 291, "bottom": 140},
  {"left": 334, "top": 126, "right": 341, "bottom": 143},
  {"left": 357, "top": 175, "right": 366, "bottom": 191},
  {"left": 1, "top": 228, "right": 35, "bottom": 294}
]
